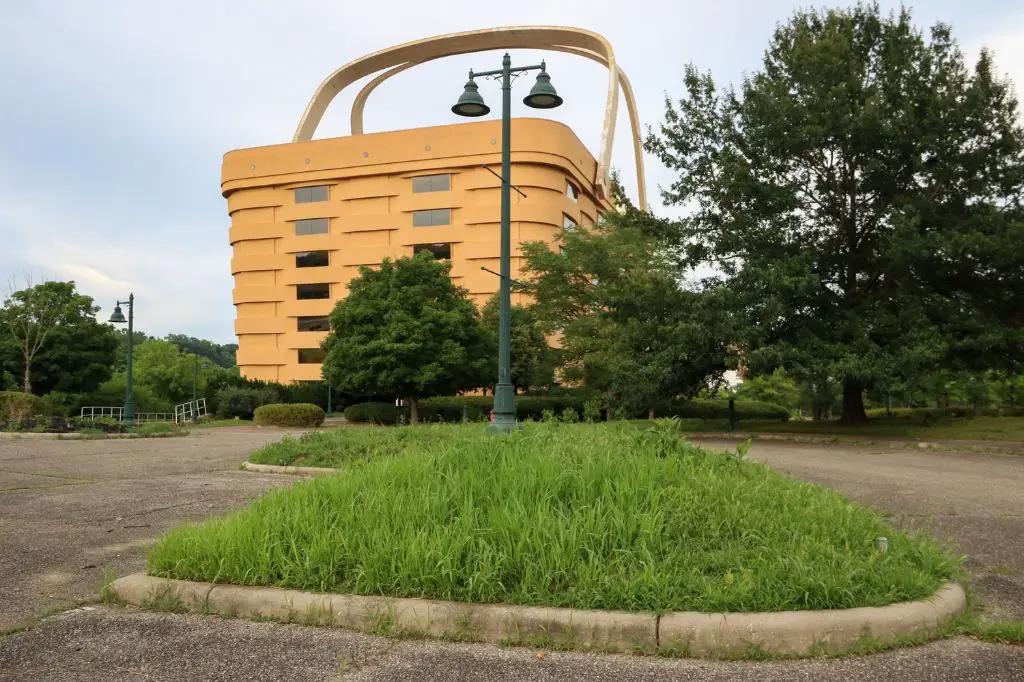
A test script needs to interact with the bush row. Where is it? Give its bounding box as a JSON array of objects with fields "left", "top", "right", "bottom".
[
  {"left": 342, "top": 396, "right": 790, "bottom": 424},
  {"left": 0, "top": 391, "right": 44, "bottom": 421},
  {"left": 254, "top": 403, "right": 326, "bottom": 428},
  {"left": 864, "top": 406, "right": 1008, "bottom": 420}
]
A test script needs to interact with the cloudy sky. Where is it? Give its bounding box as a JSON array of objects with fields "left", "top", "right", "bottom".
[{"left": 1, "top": 1, "right": 1021, "bottom": 343}]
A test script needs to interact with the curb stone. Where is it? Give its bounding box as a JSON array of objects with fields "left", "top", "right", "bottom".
[
  {"left": 240, "top": 462, "right": 338, "bottom": 476},
  {"left": 112, "top": 573, "right": 964, "bottom": 656}
]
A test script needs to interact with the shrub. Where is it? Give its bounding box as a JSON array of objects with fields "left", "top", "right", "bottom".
[
  {"left": 215, "top": 386, "right": 278, "bottom": 419},
  {"left": 560, "top": 407, "right": 580, "bottom": 423},
  {"left": 254, "top": 403, "right": 326, "bottom": 428},
  {"left": 582, "top": 398, "right": 603, "bottom": 422},
  {"left": 421, "top": 395, "right": 586, "bottom": 422},
  {"left": 0, "top": 391, "right": 43, "bottom": 421},
  {"left": 865, "top": 406, "right": 980, "bottom": 420},
  {"left": 344, "top": 402, "right": 403, "bottom": 424}
]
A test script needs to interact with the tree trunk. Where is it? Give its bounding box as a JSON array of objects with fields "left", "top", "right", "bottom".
[
  {"left": 840, "top": 378, "right": 867, "bottom": 424},
  {"left": 22, "top": 361, "right": 31, "bottom": 394},
  {"left": 648, "top": 408, "right": 655, "bottom": 420},
  {"left": 408, "top": 397, "right": 419, "bottom": 424}
]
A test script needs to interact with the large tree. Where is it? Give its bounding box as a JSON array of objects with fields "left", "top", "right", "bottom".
[
  {"left": 321, "top": 253, "right": 487, "bottom": 422},
  {"left": 166, "top": 334, "right": 238, "bottom": 369},
  {"left": 523, "top": 212, "right": 734, "bottom": 417},
  {"left": 645, "top": 3, "right": 1024, "bottom": 422},
  {"left": 1, "top": 280, "right": 116, "bottom": 394}
]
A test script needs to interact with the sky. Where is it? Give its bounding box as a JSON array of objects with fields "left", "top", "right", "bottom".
[{"left": 1, "top": 1, "right": 1021, "bottom": 343}]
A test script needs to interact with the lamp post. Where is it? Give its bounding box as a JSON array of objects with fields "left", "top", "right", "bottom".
[
  {"left": 108, "top": 294, "right": 135, "bottom": 427},
  {"left": 452, "top": 53, "right": 563, "bottom": 433}
]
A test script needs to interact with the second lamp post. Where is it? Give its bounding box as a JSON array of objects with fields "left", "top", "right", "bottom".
[{"left": 452, "top": 53, "right": 562, "bottom": 433}]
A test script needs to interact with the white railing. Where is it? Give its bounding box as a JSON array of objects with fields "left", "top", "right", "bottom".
[
  {"left": 174, "top": 398, "right": 208, "bottom": 424},
  {"left": 79, "top": 407, "right": 177, "bottom": 423}
]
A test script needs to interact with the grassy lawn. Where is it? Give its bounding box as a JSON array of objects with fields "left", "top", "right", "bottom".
[
  {"left": 150, "top": 422, "right": 957, "bottom": 613},
  {"left": 670, "top": 416, "right": 1024, "bottom": 441}
]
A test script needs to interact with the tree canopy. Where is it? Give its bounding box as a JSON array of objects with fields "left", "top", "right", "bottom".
[
  {"left": 166, "top": 334, "right": 238, "bottom": 368},
  {"left": 480, "top": 296, "right": 555, "bottom": 392},
  {"left": 522, "top": 212, "right": 734, "bottom": 417},
  {"left": 1, "top": 280, "right": 117, "bottom": 394},
  {"left": 645, "top": 2, "right": 1024, "bottom": 422},
  {"left": 321, "top": 254, "right": 487, "bottom": 422}
]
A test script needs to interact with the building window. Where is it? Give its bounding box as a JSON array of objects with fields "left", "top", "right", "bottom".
[
  {"left": 412, "top": 174, "right": 450, "bottom": 193},
  {"left": 296, "top": 283, "right": 330, "bottom": 300},
  {"left": 563, "top": 214, "right": 579, "bottom": 231},
  {"left": 297, "top": 315, "right": 331, "bottom": 332},
  {"left": 295, "top": 218, "right": 329, "bottom": 236},
  {"left": 295, "top": 251, "right": 329, "bottom": 268},
  {"left": 412, "top": 208, "right": 451, "bottom": 227},
  {"left": 298, "top": 348, "right": 326, "bottom": 364},
  {"left": 294, "top": 185, "right": 329, "bottom": 203},
  {"left": 413, "top": 243, "right": 451, "bottom": 260},
  {"left": 566, "top": 181, "right": 580, "bottom": 202}
]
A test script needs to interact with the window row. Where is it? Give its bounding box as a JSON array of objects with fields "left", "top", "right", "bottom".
[
  {"left": 294, "top": 185, "right": 329, "bottom": 203},
  {"left": 298, "top": 348, "right": 325, "bottom": 364}
]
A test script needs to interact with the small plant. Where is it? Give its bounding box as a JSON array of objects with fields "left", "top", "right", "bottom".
[
  {"left": 98, "top": 567, "right": 125, "bottom": 605},
  {"left": 540, "top": 409, "right": 557, "bottom": 423},
  {"left": 141, "top": 584, "right": 187, "bottom": 613},
  {"left": 725, "top": 438, "right": 753, "bottom": 465},
  {"left": 559, "top": 407, "right": 580, "bottom": 423}
]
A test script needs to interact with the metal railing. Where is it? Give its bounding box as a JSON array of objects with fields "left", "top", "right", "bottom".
[
  {"left": 174, "top": 398, "right": 208, "bottom": 424},
  {"left": 79, "top": 407, "right": 176, "bottom": 423}
]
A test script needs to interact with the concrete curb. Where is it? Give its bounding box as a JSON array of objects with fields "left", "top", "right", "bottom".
[
  {"left": 112, "top": 573, "right": 964, "bottom": 656},
  {"left": 240, "top": 462, "right": 338, "bottom": 476},
  {"left": 0, "top": 431, "right": 186, "bottom": 440}
]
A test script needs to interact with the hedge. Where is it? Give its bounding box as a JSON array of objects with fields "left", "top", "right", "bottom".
[
  {"left": 254, "top": 403, "right": 325, "bottom": 427},
  {"left": 664, "top": 399, "right": 790, "bottom": 422},
  {"left": 344, "top": 402, "right": 404, "bottom": 424},
  {"left": 215, "top": 386, "right": 279, "bottom": 420},
  {"left": 865, "top": 406, "right": 1002, "bottom": 420},
  {"left": 0, "top": 391, "right": 43, "bottom": 421}
]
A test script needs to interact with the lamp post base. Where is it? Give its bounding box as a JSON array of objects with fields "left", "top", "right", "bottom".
[{"left": 489, "top": 382, "right": 518, "bottom": 434}]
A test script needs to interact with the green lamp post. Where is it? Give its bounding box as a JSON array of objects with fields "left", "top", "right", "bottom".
[
  {"left": 452, "top": 53, "right": 563, "bottom": 433},
  {"left": 108, "top": 294, "right": 135, "bottom": 427}
]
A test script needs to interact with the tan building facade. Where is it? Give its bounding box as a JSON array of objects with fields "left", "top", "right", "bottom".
[{"left": 223, "top": 118, "right": 614, "bottom": 382}]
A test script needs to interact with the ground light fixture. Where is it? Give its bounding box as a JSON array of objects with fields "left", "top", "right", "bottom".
[
  {"left": 108, "top": 294, "right": 135, "bottom": 427},
  {"left": 452, "top": 53, "right": 563, "bottom": 433}
]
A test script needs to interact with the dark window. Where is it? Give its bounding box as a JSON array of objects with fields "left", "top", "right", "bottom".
[
  {"left": 295, "top": 218, "right": 329, "bottom": 235},
  {"left": 294, "top": 185, "right": 329, "bottom": 203},
  {"left": 563, "top": 214, "right": 579, "bottom": 231},
  {"left": 295, "top": 251, "right": 329, "bottom": 268},
  {"left": 412, "top": 175, "right": 451, "bottom": 193},
  {"left": 412, "top": 208, "right": 451, "bottom": 227},
  {"left": 298, "top": 348, "right": 326, "bottom": 364},
  {"left": 297, "top": 315, "right": 330, "bottom": 332},
  {"left": 296, "top": 283, "right": 330, "bottom": 300},
  {"left": 413, "top": 243, "right": 451, "bottom": 260},
  {"left": 566, "top": 181, "right": 580, "bottom": 202}
]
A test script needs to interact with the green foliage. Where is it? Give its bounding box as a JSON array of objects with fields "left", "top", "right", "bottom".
[
  {"left": 735, "top": 370, "right": 801, "bottom": 411},
  {"left": 0, "top": 390, "right": 43, "bottom": 421},
  {"left": 582, "top": 398, "right": 603, "bottom": 422},
  {"left": 645, "top": 4, "right": 1024, "bottom": 423},
  {"left": 663, "top": 399, "right": 789, "bottom": 422},
  {"left": 152, "top": 423, "right": 958, "bottom": 613},
  {"left": 559, "top": 407, "right": 580, "bottom": 423},
  {"left": 0, "top": 280, "right": 116, "bottom": 395},
  {"left": 522, "top": 212, "right": 734, "bottom": 417},
  {"left": 344, "top": 402, "right": 403, "bottom": 424},
  {"left": 480, "top": 296, "right": 555, "bottom": 391},
  {"left": 165, "top": 334, "right": 238, "bottom": 368},
  {"left": 254, "top": 403, "right": 326, "bottom": 428},
  {"left": 215, "top": 386, "right": 278, "bottom": 420},
  {"left": 87, "top": 374, "right": 173, "bottom": 414},
  {"left": 322, "top": 254, "right": 488, "bottom": 422},
  {"left": 133, "top": 340, "right": 205, "bottom": 404}
]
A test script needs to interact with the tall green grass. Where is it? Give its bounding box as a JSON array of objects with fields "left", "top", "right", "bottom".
[{"left": 151, "top": 422, "right": 958, "bottom": 613}]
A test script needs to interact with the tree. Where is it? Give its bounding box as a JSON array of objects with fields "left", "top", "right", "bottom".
[
  {"left": 1, "top": 280, "right": 114, "bottom": 394},
  {"left": 522, "top": 212, "right": 734, "bottom": 417},
  {"left": 645, "top": 3, "right": 1024, "bottom": 422},
  {"left": 321, "top": 253, "right": 487, "bottom": 422},
  {"left": 165, "top": 334, "right": 238, "bottom": 368},
  {"left": 735, "top": 369, "right": 801, "bottom": 411},
  {"left": 480, "top": 296, "right": 555, "bottom": 392},
  {"left": 132, "top": 339, "right": 209, "bottom": 404}
]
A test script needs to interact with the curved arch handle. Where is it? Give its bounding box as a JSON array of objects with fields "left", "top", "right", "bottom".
[{"left": 293, "top": 26, "right": 647, "bottom": 210}]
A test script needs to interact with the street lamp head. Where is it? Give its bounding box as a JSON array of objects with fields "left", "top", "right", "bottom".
[
  {"left": 452, "top": 76, "right": 490, "bottom": 117},
  {"left": 108, "top": 305, "right": 126, "bottom": 324},
  {"left": 523, "top": 63, "right": 563, "bottom": 109}
]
